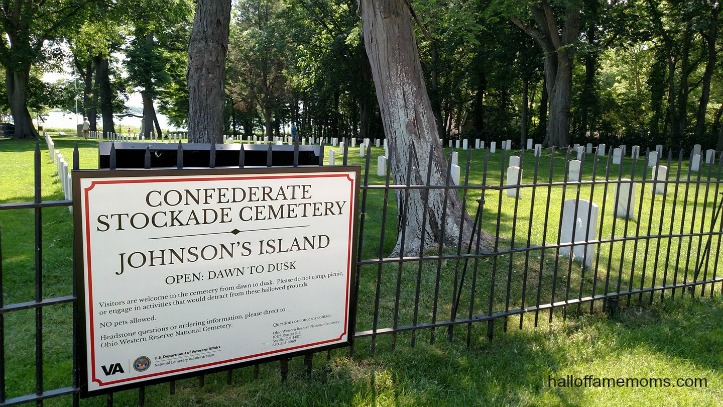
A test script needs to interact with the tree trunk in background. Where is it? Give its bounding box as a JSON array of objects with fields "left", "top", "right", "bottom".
[
  {"left": 512, "top": 1, "right": 581, "bottom": 147},
  {"left": 538, "top": 79, "right": 548, "bottom": 141},
  {"left": 78, "top": 59, "right": 97, "bottom": 130},
  {"left": 521, "top": 78, "right": 528, "bottom": 146},
  {"left": 713, "top": 103, "right": 723, "bottom": 151},
  {"left": 95, "top": 55, "right": 115, "bottom": 136},
  {"left": 141, "top": 91, "right": 158, "bottom": 139},
  {"left": 675, "top": 25, "right": 692, "bottom": 146},
  {"left": 6, "top": 65, "right": 38, "bottom": 139},
  {"left": 694, "top": 6, "right": 719, "bottom": 142},
  {"left": 361, "top": 0, "right": 492, "bottom": 255},
  {"left": 187, "top": 0, "right": 232, "bottom": 143}
]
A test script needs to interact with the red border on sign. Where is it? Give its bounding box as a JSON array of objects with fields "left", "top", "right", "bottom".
[{"left": 82, "top": 172, "right": 356, "bottom": 387}]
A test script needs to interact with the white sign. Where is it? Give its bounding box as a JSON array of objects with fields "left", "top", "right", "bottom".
[{"left": 73, "top": 167, "right": 359, "bottom": 393}]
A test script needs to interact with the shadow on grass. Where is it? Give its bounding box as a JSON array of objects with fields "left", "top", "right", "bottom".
[{"left": 51, "top": 295, "right": 720, "bottom": 406}]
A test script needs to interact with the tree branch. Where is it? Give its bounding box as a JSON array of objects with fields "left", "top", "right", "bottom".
[
  {"left": 404, "top": 0, "right": 433, "bottom": 42},
  {"left": 511, "top": 15, "right": 553, "bottom": 54},
  {"left": 542, "top": 0, "right": 561, "bottom": 49}
]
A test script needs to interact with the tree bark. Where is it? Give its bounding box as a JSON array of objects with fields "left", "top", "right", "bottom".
[
  {"left": 6, "top": 65, "right": 38, "bottom": 139},
  {"left": 521, "top": 78, "right": 528, "bottom": 146},
  {"left": 187, "top": 0, "right": 232, "bottom": 143},
  {"left": 511, "top": 1, "right": 581, "bottom": 147},
  {"left": 694, "top": 6, "right": 719, "bottom": 141},
  {"left": 361, "top": 0, "right": 491, "bottom": 255},
  {"left": 95, "top": 55, "right": 115, "bottom": 136}
]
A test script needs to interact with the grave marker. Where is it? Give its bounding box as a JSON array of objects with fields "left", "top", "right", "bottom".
[
  {"left": 568, "top": 160, "right": 581, "bottom": 182},
  {"left": 705, "top": 149, "right": 716, "bottom": 164},
  {"left": 612, "top": 148, "right": 622, "bottom": 165},
  {"left": 648, "top": 151, "right": 658, "bottom": 167},
  {"left": 377, "top": 156, "right": 387, "bottom": 176},
  {"left": 652, "top": 165, "right": 668, "bottom": 195},
  {"left": 451, "top": 164, "right": 461, "bottom": 185},
  {"left": 560, "top": 199, "right": 599, "bottom": 266},
  {"left": 614, "top": 179, "right": 635, "bottom": 219},
  {"left": 691, "top": 154, "right": 701, "bottom": 172},
  {"left": 506, "top": 166, "right": 522, "bottom": 198}
]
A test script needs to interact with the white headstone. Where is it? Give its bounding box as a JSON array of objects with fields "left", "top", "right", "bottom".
[
  {"left": 360, "top": 143, "right": 366, "bottom": 157},
  {"left": 462, "top": 139, "right": 468, "bottom": 150},
  {"left": 527, "top": 139, "right": 533, "bottom": 150},
  {"left": 480, "top": 141, "right": 485, "bottom": 149},
  {"left": 451, "top": 164, "right": 461, "bottom": 185},
  {"left": 377, "top": 156, "right": 387, "bottom": 177},
  {"left": 597, "top": 144, "right": 606, "bottom": 156},
  {"left": 620, "top": 145, "right": 627, "bottom": 156},
  {"left": 534, "top": 144, "right": 542, "bottom": 157},
  {"left": 614, "top": 179, "right": 636, "bottom": 219},
  {"left": 631, "top": 145, "right": 640, "bottom": 159},
  {"left": 448, "top": 140, "right": 453, "bottom": 148},
  {"left": 475, "top": 139, "right": 480, "bottom": 149},
  {"left": 693, "top": 144, "right": 702, "bottom": 156},
  {"left": 455, "top": 140, "right": 461, "bottom": 149},
  {"left": 332, "top": 138, "right": 338, "bottom": 147},
  {"left": 612, "top": 148, "right": 622, "bottom": 165},
  {"left": 490, "top": 142, "right": 496, "bottom": 153},
  {"left": 364, "top": 138, "right": 370, "bottom": 147},
  {"left": 568, "top": 160, "right": 581, "bottom": 182},
  {"left": 375, "top": 139, "right": 380, "bottom": 148},
  {"left": 351, "top": 138, "right": 356, "bottom": 148},
  {"left": 705, "top": 149, "right": 716, "bottom": 164},
  {"left": 451, "top": 151, "right": 459, "bottom": 167},
  {"left": 560, "top": 199, "right": 599, "bottom": 266},
  {"left": 329, "top": 150, "right": 336, "bottom": 166},
  {"left": 691, "top": 154, "right": 701, "bottom": 172},
  {"left": 506, "top": 166, "right": 522, "bottom": 198},
  {"left": 509, "top": 155, "right": 520, "bottom": 168},
  {"left": 505, "top": 140, "right": 512, "bottom": 150},
  {"left": 648, "top": 151, "right": 658, "bottom": 167},
  {"left": 652, "top": 165, "right": 668, "bottom": 195},
  {"left": 586, "top": 143, "right": 593, "bottom": 154},
  {"left": 656, "top": 144, "right": 663, "bottom": 157},
  {"left": 576, "top": 146, "right": 584, "bottom": 161},
  {"left": 339, "top": 141, "right": 345, "bottom": 152}
]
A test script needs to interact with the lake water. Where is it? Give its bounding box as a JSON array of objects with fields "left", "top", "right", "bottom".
[{"left": 37, "top": 110, "right": 184, "bottom": 132}]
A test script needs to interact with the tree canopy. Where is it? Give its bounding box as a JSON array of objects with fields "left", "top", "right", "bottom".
[{"left": 0, "top": 0, "right": 721, "bottom": 151}]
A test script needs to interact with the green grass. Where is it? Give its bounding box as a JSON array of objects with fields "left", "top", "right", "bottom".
[{"left": 0, "top": 136, "right": 721, "bottom": 406}]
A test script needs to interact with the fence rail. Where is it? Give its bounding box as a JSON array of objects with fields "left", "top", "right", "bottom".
[{"left": 0, "top": 138, "right": 721, "bottom": 405}]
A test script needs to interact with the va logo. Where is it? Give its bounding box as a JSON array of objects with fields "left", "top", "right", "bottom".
[
  {"left": 133, "top": 356, "right": 151, "bottom": 372},
  {"left": 101, "top": 363, "right": 125, "bottom": 376}
]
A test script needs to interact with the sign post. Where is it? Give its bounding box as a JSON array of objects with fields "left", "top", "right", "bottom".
[{"left": 73, "top": 167, "right": 359, "bottom": 395}]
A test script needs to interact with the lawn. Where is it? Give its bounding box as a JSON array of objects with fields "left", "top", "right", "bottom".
[{"left": 0, "top": 135, "right": 721, "bottom": 406}]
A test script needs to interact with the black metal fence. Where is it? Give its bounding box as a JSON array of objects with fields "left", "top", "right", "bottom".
[{"left": 0, "top": 138, "right": 721, "bottom": 405}]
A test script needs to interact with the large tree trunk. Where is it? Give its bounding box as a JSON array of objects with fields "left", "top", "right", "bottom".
[
  {"left": 7, "top": 65, "right": 39, "bottom": 139},
  {"left": 77, "top": 58, "right": 96, "bottom": 130},
  {"left": 187, "top": 0, "right": 232, "bottom": 143},
  {"left": 546, "top": 59, "right": 573, "bottom": 147},
  {"left": 512, "top": 1, "right": 580, "bottom": 148},
  {"left": 95, "top": 55, "right": 115, "bottom": 136},
  {"left": 694, "top": 7, "right": 719, "bottom": 141},
  {"left": 361, "top": 0, "right": 491, "bottom": 255}
]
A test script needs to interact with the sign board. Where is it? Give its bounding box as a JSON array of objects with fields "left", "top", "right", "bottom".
[{"left": 73, "top": 167, "right": 359, "bottom": 395}]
